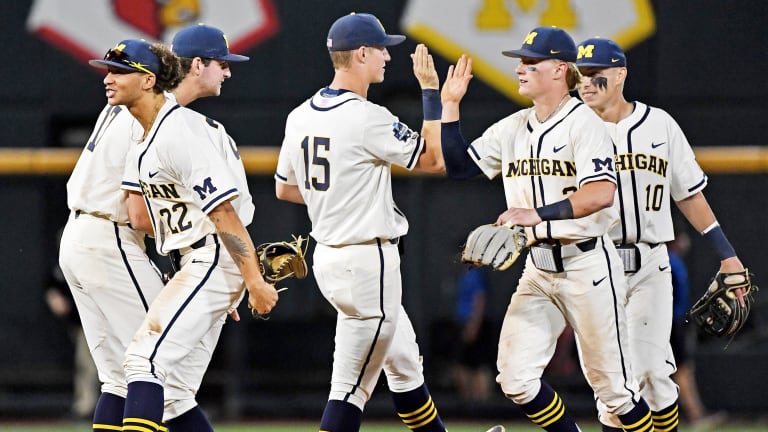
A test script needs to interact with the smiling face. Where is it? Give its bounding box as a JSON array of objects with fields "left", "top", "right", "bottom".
[
  {"left": 102, "top": 66, "right": 152, "bottom": 107},
  {"left": 515, "top": 57, "right": 567, "bottom": 99},
  {"left": 577, "top": 66, "right": 626, "bottom": 110}
]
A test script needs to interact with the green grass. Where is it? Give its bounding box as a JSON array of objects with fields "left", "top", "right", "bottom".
[{"left": 2, "top": 421, "right": 768, "bottom": 432}]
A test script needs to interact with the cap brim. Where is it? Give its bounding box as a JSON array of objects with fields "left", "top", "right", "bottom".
[
  {"left": 382, "top": 35, "right": 406, "bottom": 47},
  {"left": 88, "top": 59, "right": 138, "bottom": 71},
  {"left": 502, "top": 48, "right": 550, "bottom": 59},
  {"left": 217, "top": 53, "right": 250, "bottom": 62},
  {"left": 576, "top": 61, "right": 625, "bottom": 68}
]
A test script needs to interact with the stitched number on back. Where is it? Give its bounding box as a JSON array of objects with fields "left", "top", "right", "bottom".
[
  {"left": 301, "top": 136, "right": 330, "bottom": 191},
  {"left": 644, "top": 184, "right": 664, "bottom": 211},
  {"left": 158, "top": 203, "right": 192, "bottom": 234}
]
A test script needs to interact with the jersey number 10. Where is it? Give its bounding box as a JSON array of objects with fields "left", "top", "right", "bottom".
[{"left": 301, "top": 136, "right": 330, "bottom": 191}]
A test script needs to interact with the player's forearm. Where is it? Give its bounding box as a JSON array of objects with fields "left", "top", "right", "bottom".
[
  {"left": 441, "top": 101, "right": 461, "bottom": 122},
  {"left": 675, "top": 192, "right": 716, "bottom": 233},
  {"left": 276, "top": 182, "right": 305, "bottom": 204},
  {"left": 416, "top": 120, "right": 445, "bottom": 173},
  {"left": 208, "top": 201, "right": 265, "bottom": 286}
]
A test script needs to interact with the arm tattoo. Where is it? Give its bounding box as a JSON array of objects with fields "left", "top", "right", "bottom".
[{"left": 219, "top": 232, "right": 250, "bottom": 266}]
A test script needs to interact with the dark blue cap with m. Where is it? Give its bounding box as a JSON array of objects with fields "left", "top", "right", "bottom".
[
  {"left": 575, "top": 37, "right": 626, "bottom": 67},
  {"left": 502, "top": 26, "right": 577, "bottom": 62},
  {"left": 89, "top": 39, "right": 160, "bottom": 75},
  {"left": 172, "top": 23, "right": 249, "bottom": 61},
  {"left": 326, "top": 12, "right": 406, "bottom": 51}
]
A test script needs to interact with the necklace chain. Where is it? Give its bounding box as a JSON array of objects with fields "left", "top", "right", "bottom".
[{"left": 536, "top": 93, "right": 569, "bottom": 123}]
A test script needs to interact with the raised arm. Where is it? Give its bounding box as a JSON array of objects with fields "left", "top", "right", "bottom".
[{"left": 411, "top": 43, "right": 444, "bottom": 173}]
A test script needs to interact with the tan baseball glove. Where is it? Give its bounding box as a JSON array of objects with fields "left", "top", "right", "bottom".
[
  {"left": 256, "top": 235, "right": 309, "bottom": 283},
  {"left": 461, "top": 224, "right": 527, "bottom": 271}
]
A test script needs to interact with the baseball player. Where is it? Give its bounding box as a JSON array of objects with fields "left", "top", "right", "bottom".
[
  {"left": 439, "top": 27, "right": 655, "bottom": 432},
  {"left": 60, "top": 24, "right": 252, "bottom": 431},
  {"left": 94, "top": 39, "right": 275, "bottom": 432},
  {"left": 274, "top": 12, "right": 451, "bottom": 432},
  {"left": 574, "top": 37, "right": 747, "bottom": 432}
]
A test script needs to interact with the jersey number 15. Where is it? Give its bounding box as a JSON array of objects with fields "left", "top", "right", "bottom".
[{"left": 301, "top": 136, "right": 330, "bottom": 191}]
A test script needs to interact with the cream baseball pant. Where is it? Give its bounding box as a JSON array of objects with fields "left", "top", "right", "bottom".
[
  {"left": 592, "top": 242, "right": 677, "bottom": 427},
  {"left": 497, "top": 235, "right": 644, "bottom": 416},
  {"left": 313, "top": 240, "right": 425, "bottom": 411},
  {"left": 61, "top": 213, "right": 231, "bottom": 420}
]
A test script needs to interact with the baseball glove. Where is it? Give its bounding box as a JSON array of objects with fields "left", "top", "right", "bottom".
[
  {"left": 688, "top": 269, "right": 758, "bottom": 337},
  {"left": 461, "top": 224, "right": 527, "bottom": 271},
  {"left": 256, "top": 235, "right": 309, "bottom": 283}
]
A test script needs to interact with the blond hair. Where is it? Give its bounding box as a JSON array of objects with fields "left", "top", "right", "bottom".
[
  {"left": 329, "top": 50, "right": 353, "bottom": 69},
  {"left": 565, "top": 62, "right": 582, "bottom": 91}
]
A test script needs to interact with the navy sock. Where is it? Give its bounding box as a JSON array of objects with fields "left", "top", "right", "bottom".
[
  {"left": 319, "top": 399, "right": 363, "bottom": 432},
  {"left": 166, "top": 405, "right": 213, "bottom": 432},
  {"left": 518, "top": 381, "right": 580, "bottom": 432},
  {"left": 391, "top": 384, "right": 446, "bottom": 431},
  {"left": 618, "top": 398, "right": 653, "bottom": 432},
  {"left": 123, "top": 381, "right": 164, "bottom": 432},
  {"left": 93, "top": 392, "right": 125, "bottom": 431},
  {"left": 652, "top": 401, "right": 679, "bottom": 432}
]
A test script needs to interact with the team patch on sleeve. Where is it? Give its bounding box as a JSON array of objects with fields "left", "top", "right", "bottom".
[{"left": 392, "top": 121, "right": 414, "bottom": 142}]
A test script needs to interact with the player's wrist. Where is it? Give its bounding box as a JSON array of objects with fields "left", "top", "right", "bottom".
[
  {"left": 422, "top": 89, "right": 442, "bottom": 121},
  {"left": 701, "top": 222, "right": 737, "bottom": 260},
  {"left": 536, "top": 199, "right": 574, "bottom": 221}
]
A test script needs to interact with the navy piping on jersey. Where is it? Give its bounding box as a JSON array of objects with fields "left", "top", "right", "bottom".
[
  {"left": 688, "top": 176, "right": 707, "bottom": 193},
  {"left": 137, "top": 104, "right": 182, "bottom": 237},
  {"left": 201, "top": 188, "right": 238, "bottom": 213},
  {"left": 274, "top": 173, "right": 288, "bottom": 182},
  {"left": 345, "top": 238, "right": 388, "bottom": 402},
  {"left": 406, "top": 137, "right": 423, "bottom": 169},
  {"left": 148, "top": 234, "right": 221, "bottom": 377},
  {"left": 87, "top": 106, "right": 122, "bottom": 151},
  {"left": 599, "top": 237, "right": 638, "bottom": 400},
  {"left": 467, "top": 144, "right": 481, "bottom": 160},
  {"left": 310, "top": 89, "right": 360, "bottom": 112},
  {"left": 530, "top": 102, "right": 582, "bottom": 242},
  {"left": 622, "top": 104, "right": 651, "bottom": 244},
  {"left": 114, "top": 222, "right": 150, "bottom": 311}
]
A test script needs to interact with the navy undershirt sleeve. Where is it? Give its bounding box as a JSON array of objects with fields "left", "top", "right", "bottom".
[{"left": 441, "top": 121, "right": 482, "bottom": 179}]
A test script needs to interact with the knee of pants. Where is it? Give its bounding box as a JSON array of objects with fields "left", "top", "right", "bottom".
[
  {"left": 498, "top": 374, "right": 540, "bottom": 405},
  {"left": 101, "top": 383, "right": 128, "bottom": 399},
  {"left": 124, "top": 353, "right": 166, "bottom": 384},
  {"left": 638, "top": 373, "right": 679, "bottom": 411},
  {"left": 384, "top": 352, "right": 424, "bottom": 392},
  {"left": 163, "top": 397, "right": 198, "bottom": 422},
  {"left": 329, "top": 389, "right": 367, "bottom": 411}
]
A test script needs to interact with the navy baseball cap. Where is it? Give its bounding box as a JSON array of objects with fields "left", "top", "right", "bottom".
[
  {"left": 502, "top": 26, "right": 577, "bottom": 62},
  {"left": 575, "top": 37, "right": 626, "bottom": 67},
  {"left": 326, "top": 12, "right": 405, "bottom": 51},
  {"left": 171, "top": 23, "right": 249, "bottom": 62},
  {"left": 89, "top": 39, "right": 159, "bottom": 75}
]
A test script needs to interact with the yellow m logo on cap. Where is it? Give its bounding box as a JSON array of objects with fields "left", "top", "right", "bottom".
[
  {"left": 523, "top": 31, "right": 538, "bottom": 45},
  {"left": 577, "top": 44, "right": 595, "bottom": 59}
]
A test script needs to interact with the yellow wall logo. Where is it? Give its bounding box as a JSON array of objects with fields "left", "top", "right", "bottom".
[{"left": 401, "top": 0, "right": 655, "bottom": 105}]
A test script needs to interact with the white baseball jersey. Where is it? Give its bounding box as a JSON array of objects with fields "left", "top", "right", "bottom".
[
  {"left": 468, "top": 98, "right": 619, "bottom": 243},
  {"left": 607, "top": 101, "right": 707, "bottom": 244},
  {"left": 275, "top": 88, "right": 423, "bottom": 246},
  {"left": 66, "top": 104, "right": 141, "bottom": 221},
  {"left": 122, "top": 99, "right": 254, "bottom": 254}
]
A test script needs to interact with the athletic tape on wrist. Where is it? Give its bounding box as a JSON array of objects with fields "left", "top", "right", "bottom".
[
  {"left": 422, "top": 89, "right": 442, "bottom": 121},
  {"left": 536, "top": 199, "right": 574, "bottom": 221}
]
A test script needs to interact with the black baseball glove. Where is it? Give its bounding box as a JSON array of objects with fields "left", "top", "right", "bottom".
[
  {"left": 688, "top": 269, "right": 758, "bottom": 337},
  {"left": 461, "top": 224, "right": 527, "bottom": 271}
]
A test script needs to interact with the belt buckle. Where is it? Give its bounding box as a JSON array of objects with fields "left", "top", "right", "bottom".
[
  {"left": 615, "top": 244, "right": 641, "bottom": 273},
  {"left": 531, "top": 243, "right": 564, "bottom": 273}
]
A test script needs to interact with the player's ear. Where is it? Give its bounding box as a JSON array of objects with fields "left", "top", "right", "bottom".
[
  {"left": 141, "top": 73, "right": 156, "bottom": 91},
  {"left": 357, "top": 46, "right": 366, "bottom": 64}
]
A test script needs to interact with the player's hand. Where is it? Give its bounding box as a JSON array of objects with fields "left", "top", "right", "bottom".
[
  {"left": 720, "top": 256, "right": 747, "bottom": 306},
  {"left": 496, "top": 207, "right": 541, "bottom": 227},
  {"left": 411, "top": 43, "right": 439, "bottom": 90},
  {"left": 247, "top": 279, "right": 279, "bottom": 317},
  {"left": 441, "top": 54, "right": 473, "bottom": 105}
]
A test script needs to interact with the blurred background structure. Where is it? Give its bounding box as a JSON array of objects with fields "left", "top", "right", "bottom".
[{"left": 0, "top": 0, "right": 766, "bottom": 425}]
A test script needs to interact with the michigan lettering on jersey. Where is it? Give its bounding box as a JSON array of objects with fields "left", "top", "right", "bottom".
[
  {"left": 140, "top": 180, "right": 181, "bottom": 199},
  {"left": 614, "top": 153, "right": 668, "bottom": 177},
  {"left": 505, "top": 158, "right": 576, "bottom": 177}
]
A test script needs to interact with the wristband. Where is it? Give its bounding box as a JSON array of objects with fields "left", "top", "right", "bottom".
[
  {"left": 422, "top": 89, "right": 442, "bottom": 121},
  {"left": 701, "top": 223, "right": 736, "bottom": 260},
  {"left": 536, "top": 199, "right": 574, "bottom": 221}
]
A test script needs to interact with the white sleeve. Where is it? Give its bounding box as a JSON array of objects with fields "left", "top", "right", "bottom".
[
  {"left": 275, "top": 115, "right": 298, "bottom": 185},
  {"left": 121, "top": 144, "right": 141, "bottom": 193},
  {"left": 363, "top": 104, "right": 424, "bottom": 171},
  {"left": 468, "top": 116, "right": 516, "bottom": 180},
  {"left": 666, "top": 112, "right": 707, "bottom": 201},
  {"left": 573, "top": 109, "right": 617, "bottom": 187}
]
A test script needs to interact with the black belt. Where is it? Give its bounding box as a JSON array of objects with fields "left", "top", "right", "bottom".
[{"left": 169, "top": 235, "right": 215, "bottom": 272}]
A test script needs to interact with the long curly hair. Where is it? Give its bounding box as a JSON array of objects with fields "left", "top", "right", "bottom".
[{"left": 150, "top": 43, "right": 183, "bottom": 93}]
